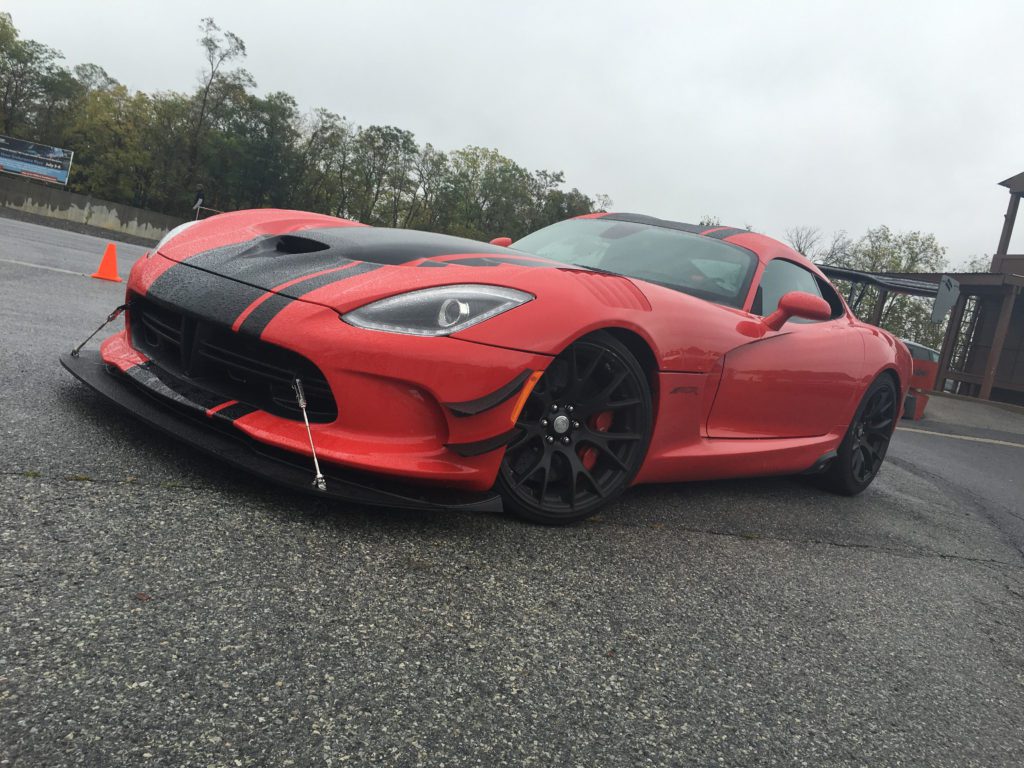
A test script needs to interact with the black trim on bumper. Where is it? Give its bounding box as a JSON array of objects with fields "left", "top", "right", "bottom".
[
  {"left": 445, "top": 369, "right": 533, "bottom": 417},
  {"left": 60, "top": 350, "right": 504, "bottom": 514},
  {"left": 446, "top": 428, "right": 519, "bottom": 457}
]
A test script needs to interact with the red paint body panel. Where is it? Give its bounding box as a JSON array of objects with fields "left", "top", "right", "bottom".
[
  {"left": 100, "top": 209, "right": 912, "bottom": 498},
  {"left": 909, "top": 360, "right": 939, "bottom": 392}
]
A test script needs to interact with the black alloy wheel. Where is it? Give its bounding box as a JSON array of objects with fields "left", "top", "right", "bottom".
[
  {"left": 497, "top": 331, "right": 653, "bottom": 524},
  {"left": 820, "top": 375, "right": 899, "bottom": 495}
]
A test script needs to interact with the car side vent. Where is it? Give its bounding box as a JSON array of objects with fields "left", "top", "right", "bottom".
[
  {"left": 275, "top": 235, "right": 330, "bottom": 254},
  {"left": 567, "top": 270, "right": 652, "bottom": 310}
]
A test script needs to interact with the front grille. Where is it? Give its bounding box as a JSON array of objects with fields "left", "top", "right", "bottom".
[{"left": 130, "top": 296, "right": 337, "bottom": 422}]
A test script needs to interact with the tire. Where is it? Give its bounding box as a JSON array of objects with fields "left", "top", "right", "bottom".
[
  {"left": 497, "top": 331, "right": 653, "bottom": 524},
  {"left": 819, "top": 375, "right": 899, "bottom": 495}
]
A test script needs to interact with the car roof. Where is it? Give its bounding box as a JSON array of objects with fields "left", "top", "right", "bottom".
[{"left": 593, "top": 212, "right": 812, "bottom": 268}]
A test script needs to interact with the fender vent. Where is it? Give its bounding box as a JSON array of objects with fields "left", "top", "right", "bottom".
[{"left": 566, "top": 270, "right": 652, "bottom": 310}]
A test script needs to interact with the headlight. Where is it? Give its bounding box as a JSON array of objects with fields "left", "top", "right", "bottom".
[
  {"left": 342, "top": 284, "right": 533, "bottom": 337},
  {"left": 153, "top": 220, "right": 199, "bottom": 255}
]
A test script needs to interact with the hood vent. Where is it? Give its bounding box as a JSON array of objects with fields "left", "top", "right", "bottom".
[{"left": 274, "top": 235, "right": 329, "bottom": 254}]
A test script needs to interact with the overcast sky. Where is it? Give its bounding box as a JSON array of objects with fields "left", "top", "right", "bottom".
[{"left": 7, "top": 0, "right": 1023, "bottom": 264}]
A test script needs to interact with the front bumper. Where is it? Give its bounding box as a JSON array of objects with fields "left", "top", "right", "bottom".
[{"left": 61, "top": 350, "right": 505, "bottom": 513}]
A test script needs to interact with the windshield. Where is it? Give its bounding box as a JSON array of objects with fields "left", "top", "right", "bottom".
[{"left": 512, "top": 218, "right": 758, "bottom": 308}]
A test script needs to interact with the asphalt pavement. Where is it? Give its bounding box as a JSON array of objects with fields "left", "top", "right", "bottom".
[{"left": 1, "top": 217, "right": 1022, "bottom": 767}]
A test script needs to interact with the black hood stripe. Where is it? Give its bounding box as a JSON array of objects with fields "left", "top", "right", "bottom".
[
  {"left": 236, "top": 262, "right": 381, "bottom": 336},
  {"left": 174, "top": 225, "right": 515, "bottom": 286},
  {"left": 146, "top": 264, "right": 268, "bottom": 329}
]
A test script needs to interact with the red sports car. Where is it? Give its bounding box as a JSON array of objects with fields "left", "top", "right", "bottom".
[{"left": 62, "top": 210, "right": 911, "bottom": 523}]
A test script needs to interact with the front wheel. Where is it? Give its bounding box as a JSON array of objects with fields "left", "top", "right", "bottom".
[
  {"left": 497, "top": 332, "right": 653, "bottom": 524},
  {"left": 819, "top": 375, "right": 899, "bottom": 495}
]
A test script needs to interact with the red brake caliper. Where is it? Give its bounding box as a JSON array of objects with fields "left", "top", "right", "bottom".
[{"left": 579, "top": 410, "right": 614, "bottom": 470}]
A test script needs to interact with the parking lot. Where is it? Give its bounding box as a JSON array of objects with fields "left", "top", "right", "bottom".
[{"left": 2, "top": 216, "right": 1023, "bottom": 766}]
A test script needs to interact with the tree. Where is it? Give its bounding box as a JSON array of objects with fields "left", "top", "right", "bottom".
[
  {"left": 803, "top": 226, "right": 949, "bottom": 348},
  {"left": 785, "top": 225, "right": 820, "bottom": 257},
  {"left": 0, "top": 12, "right": 605, "bottom": 230},
  {"left": 62, "top": 85, "right": 156, "bottom": 205},
  {"left": 0, "top": 13, "right": 66, "bottom": 135},
  {"left": 187, "top": 17, "right": 252, "bottom": 187},
  {"left": 959, "top": 254, "right": 991, "bottom": 273}
]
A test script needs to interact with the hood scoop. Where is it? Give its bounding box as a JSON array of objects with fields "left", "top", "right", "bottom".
[{"left": 274, "top": 235, "right": 330, "bottom": 254}]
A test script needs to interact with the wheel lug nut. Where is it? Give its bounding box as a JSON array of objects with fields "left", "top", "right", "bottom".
[
  {"left": 561, "top": 436, "right": 571, "bottom": 445},
  {"left": 566, "top": 405, "right": 574, "bottom": 413},
  {"left": 545, "top": 435, "right": 555, "bottom": 443},
  {"left": 540, "top": 418, "right": 548, "bottom": 427},
  {"left": 551, "top": 404, "right": 559, "bottom": 412},
  {"left": 573, "top": 421, "right": 580, "bottom": 429}
]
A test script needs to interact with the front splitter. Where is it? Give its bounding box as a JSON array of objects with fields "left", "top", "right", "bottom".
[{"left": 60, "top": 350, "right": 505, "bottom": 514}]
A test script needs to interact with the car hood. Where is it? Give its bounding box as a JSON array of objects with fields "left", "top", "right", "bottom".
[
  {"left": 159, "top": 212, "right": 573, "bottom": 303},
  {"left": 139, "top": 211, "right": 754, "bottom": 369}
]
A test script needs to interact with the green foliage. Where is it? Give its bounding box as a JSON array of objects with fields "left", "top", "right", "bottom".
[
  {"left": 788, "top": 225, "right": 950, "bottom": 348},
  {"left": 0, "top": 13, "right": 608, "bottom": 233},
  {"left": 958, "top": 254, "right": 991, "bottom": 273}
]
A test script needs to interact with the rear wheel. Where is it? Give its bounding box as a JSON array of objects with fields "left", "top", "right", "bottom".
[
  {"left": 819, "top": 375, "right": 899, "bottom": 495},
  {"left": 497, "top": 332, "right": 652, "bottom": 524}
]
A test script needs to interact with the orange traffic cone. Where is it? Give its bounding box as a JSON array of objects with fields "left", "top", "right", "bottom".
[{"left": 91, "top": 242, "right": 122, "bottom": 283}]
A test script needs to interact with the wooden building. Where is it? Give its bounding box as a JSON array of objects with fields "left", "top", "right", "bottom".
[{"left": 819, "top": 172, "right": 1024, "bottom": 405}]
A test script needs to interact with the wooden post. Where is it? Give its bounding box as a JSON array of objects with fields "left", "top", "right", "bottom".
[
  {"left": 868, "top": 288, "right": 888, "bottom": 326},
  {"left": 994, "top": 193, "right": 1020, "bottom": 271},
  {"left": 936, "top": 291, "right": 967, "bottom": 391},
  {"left": 978, "top": 287, "right": 1019, "bottom": 400}
]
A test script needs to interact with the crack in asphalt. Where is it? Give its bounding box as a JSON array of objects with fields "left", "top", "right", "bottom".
[
  {"left": 8, "top": 469, "right": 1018, "bottom": 573},
  {"left": 594, "top": 519, "right": 1024, "bottom": 571},
  {"left": 887, "top": 454, "right": 1024, "bottom": 562}
]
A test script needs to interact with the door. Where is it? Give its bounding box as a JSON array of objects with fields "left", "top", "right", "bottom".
[{"left": 707, "top": 259, "right": 864, "bottom": 438}]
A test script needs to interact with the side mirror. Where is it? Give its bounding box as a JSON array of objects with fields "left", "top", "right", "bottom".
[
  {"left": 489, "top": 236, "right": 513, "bottom": 247},
  {"left": 763, "top": 291, "right": 831, "bottom": 330}
]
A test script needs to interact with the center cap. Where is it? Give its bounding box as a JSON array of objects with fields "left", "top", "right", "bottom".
[{"left": 552, "top": 414, "right": 571, "bottom": 435}]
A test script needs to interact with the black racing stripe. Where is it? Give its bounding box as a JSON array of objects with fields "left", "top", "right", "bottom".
[
  {"left": 237, "top": 262, "right": 382, "bottom": 337},
  {"left": 418, "top": 260, "right": 450, "bottom": 268},
  {"left": 176, "top": 226, "right": 518, "bottom": 282},
  {"left": 602, "top": 212, "right": 703, "bottom": 234},
  {"left": 212, "top": 402, "right": 257, "bottom": 423},
  {"left": 125, "top": 362, "right": 261, "bottom": 422},
  {"left": 124, "top": 362, "right": 225, "bottom": 412},
  {"left": 147, "top": 262, "right": 268, "bottom": 328},
  {"left": 704, "top": 227, "right": 748, "bottom": 240},
  {"left": 283, "top": 226, "right": 515, "bottom": 266},
  {"left": 446, "top": 428, "right": 519, "bottom": 457},
  {"left": 445, "top": 370, "right": 533, "bottom": 417},
  {"left": 179, "top": 235, "right": 362, "bottom": 295},
  {"left": 237, "top": 294, "right": 292, "bottom": 337}
]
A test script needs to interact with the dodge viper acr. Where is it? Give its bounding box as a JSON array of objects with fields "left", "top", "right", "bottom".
[{"left": 61, "top": 210, "right": 911, "bottom": 523}]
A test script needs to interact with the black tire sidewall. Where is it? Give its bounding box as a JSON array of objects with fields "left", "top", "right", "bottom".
[
  {"left": 823, "top": 375, "right": 898, "bottom": 496},
  {"left": 498, "top": 331, "right": 653, "bottom": 524}
]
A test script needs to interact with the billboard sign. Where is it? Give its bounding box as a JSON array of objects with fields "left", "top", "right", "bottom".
[{"left": 0, "top": 134, "right": 74, "bottom": 185}]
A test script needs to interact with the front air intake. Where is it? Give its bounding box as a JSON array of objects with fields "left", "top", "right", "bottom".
[{"left": 130, "top": 296, "right": 337, "bottom": 422}]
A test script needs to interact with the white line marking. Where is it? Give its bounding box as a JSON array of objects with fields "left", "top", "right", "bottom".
[
  {"left": 0, "top": 257, "right": 88, "bottom": 277},
  {"left": 897, "top": 426, "right": 1024, "bottom": 449}
]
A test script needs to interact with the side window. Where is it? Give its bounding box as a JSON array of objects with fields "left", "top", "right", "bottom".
[
  {"left": 815, "top": 277, "right": 846, "bottom": 319},
  {"left": 751, "top": 259, "right": 823, "bottom": 318}
]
